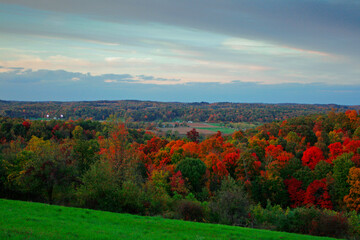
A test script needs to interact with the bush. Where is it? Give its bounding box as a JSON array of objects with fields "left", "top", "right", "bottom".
[
  {"left": 119, "top": 181, "right": 145, "bottom": 215},
  {"left": 284, "top": 207, "right": 321, "bottom": 234},
  {"left": 176, "top": 199, "right": 205, "bottom": 222},
  {"left": 209, "top": 177, "right": 251, "bottom": 226},
  {"left": 250, "top": 203, "right": 352, "bottom": 239},
  {"left": 348, "top": 211, "right": 360, "bottom": 239},
  {"left": 143, "top": 181, "right": 172, "bottom": 216},
  {"left": 76, "top": 161, "right": 122, "bottom": 212},
  {"left": 251, "top": 202, "right": 287, "bottom": 230},
  {"left": 309, "top": 211, "right": 349, "bottom": 238},
  {"left": 284, "top": 207, "right": 350, "bottom": 238}
]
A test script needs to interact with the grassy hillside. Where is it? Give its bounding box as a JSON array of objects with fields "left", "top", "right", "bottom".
[{"left": 0, "top": 199, "right": 340, "bottom": 240}]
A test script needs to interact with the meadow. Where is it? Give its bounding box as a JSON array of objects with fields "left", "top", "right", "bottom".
[{"left": 0, "top": 199, "right": 340, "bottom": 240}]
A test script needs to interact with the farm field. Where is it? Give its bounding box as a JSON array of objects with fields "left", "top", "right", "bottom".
[
  {"left": 207, "top": 122, "right": 262, "bottom": 129},
  {"left": 0, "top": 199, "right": 339, "bottom": 240},
  {"left": 159, "top": 126, "right": 217, "bottom": 135},
  {"left": 196, "top": 127, "right": 235, "bottom": 134},
  {"left": 158, "top": 122, "right": 256, "bottom": 135}
]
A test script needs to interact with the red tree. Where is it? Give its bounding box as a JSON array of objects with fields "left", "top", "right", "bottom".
[
  {"left": 170, "top": 171, "right": 188, "bottom": 196},
  {"left": 22, "top": 121, "right": 31, "bottom": 129},
  {"left": 328, "top": 142, "right": 344, "bottom": 162},
  {"left": 304, "top": 179, "right": 333, "bottom": 209},
  {"left": 302, "top": 146, "right": 324, "bottom": 170},
  {"left": 284, "top": 177, "right": 305, "bottom": 208},
  {"left": 187, "top": 128, "right": 200, "bottom": 143}
]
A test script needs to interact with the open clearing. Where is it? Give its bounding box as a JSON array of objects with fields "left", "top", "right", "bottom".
[
  {"left": 159, "top": 127, "right": 217, "bottom": 135},
  {"left": 0, "top": 199, "right": 339, "bottom": 240},
  {"left": 159, "top": 122, "right": 237, "bottom": 135}
]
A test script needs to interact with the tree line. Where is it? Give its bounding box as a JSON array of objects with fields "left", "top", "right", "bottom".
[
  {"left": 1, "top": 100, "right": 359, "bottom": 123},
  {"left": 1, "top": 110, "right": 360, "bottom": 238}
]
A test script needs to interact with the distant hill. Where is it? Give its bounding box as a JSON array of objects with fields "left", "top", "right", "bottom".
[{"left": 1, "top": 100, "right": 359, "bottom": 123}]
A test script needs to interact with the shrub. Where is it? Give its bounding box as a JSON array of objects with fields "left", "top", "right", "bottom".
[
  {"left": 285, "top": 207, "right": 350, "bottom": 238},
  {"left": 284, "top": 207, "right": 321, "bottom": 234},
  {"left": 119, "top": 181, "right": 145, "bottom": 215},
  {"left": 251, "top": 202, "right": 287, "bottom": 230},
  {"left": 309, "top": 211, "right": 349, "bottom": 238},
  {"left": 176, "top": 199, "right": 205, "bottom": 222},
  {"left": 143, "top": 181, "right": 172, "bottom": 216},
  {"left": 250, "top": 204, "right": 352, "bottom": 239},
  {"left": 76, "top": 160, "right": 122, "bottom": 212},
  {"left": 348, "top": 211, "right": 360, "bottom": 239},
  {"left": 209, "top": 177, "right": 251, "bottom": 226}
]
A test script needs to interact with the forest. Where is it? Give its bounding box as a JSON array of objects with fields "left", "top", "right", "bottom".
[
  {"left": 1, "top": 100, "right": 359, "bottom": 123},
  {"left": 1, "top": 109, "right": 360, "bottom": 239}
]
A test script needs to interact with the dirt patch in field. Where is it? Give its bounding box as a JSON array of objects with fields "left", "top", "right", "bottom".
[{"left": 159, "top": 127, "right": 216, "bottom": 135}]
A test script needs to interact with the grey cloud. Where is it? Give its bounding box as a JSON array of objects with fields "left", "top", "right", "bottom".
[
  {"left": 155, "top": 77, "right": 180, "bottom": 82},
  {"left": 8, "top": 67, "right": 24, "bottom": 70},
  {"left": 0, "top": 68, "right": 184, "bottom": 86},
  {"left": 1, "top": 68, "right": 359, "bottom": 105},
  {"left": 137, "top": 75, "right": 154, "bottom": 80},
  {"left": 137, "top": 75, "right": 181, "bottom": 82},
  {"left": 0, "top": 68, "right": 134, "bottom": 84},
  {"left": 2, "top": 0, "right": 360, "bottom": 57}
]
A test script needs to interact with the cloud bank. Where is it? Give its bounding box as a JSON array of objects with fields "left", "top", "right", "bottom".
[{"left": 0, "top": 67, "right": 359, "bottom": 105}]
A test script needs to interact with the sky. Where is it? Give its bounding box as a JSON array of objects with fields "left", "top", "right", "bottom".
[{"left": 0, "top": 0, "right": 359, "bottom": 104}]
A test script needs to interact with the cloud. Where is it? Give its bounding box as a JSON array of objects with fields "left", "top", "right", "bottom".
[
  {"left": 223, "top": 38, "right": 335, "bottom": 58},
  {"left": 0, "top": 54, "right": 93, "bottom": 73},
  {"left": 2, "top": 0, "right": 359, "bottom": 57},
  {"left": 0, "top": 1, "right": 359, "bottom": 87},
  {"left": 104, "top": 79, "right": 117, "bottom": 83},
  {"left": 0, "top": 68, "right": 360, "bottom": 105},
  {"left": 136, "top": 75, "right": 181, "bottom": 83},
  {"left": 137, "top": 75, "right": 154, "bottom": 81},
  {"left": 0, "top": 67, "right": 181, "bottom": 85}
]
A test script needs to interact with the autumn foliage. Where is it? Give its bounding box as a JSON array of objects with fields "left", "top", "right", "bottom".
[
  {"left": 301, "top": 146, "right": 324, "bottom": 170},
  {"left": 1, "top": 109, "right": 360, "bottom": 239}
]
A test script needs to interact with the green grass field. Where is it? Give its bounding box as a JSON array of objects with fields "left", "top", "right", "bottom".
[
  {"left": 197, "top": 127, "right": 236, "bottom": 134},
  {"left": 0, "top": 199, "right": 340, "bottom": 240},
  {"left": 207, "top": 122, "right": 261, "bottom": 129}
]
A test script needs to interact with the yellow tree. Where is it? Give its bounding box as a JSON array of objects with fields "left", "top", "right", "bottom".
[
  {"left": 19, "top": 136, "right": 75, "bottom": 204},
  {"left": 98, "top": 122, "right": 128, "bottom": 172},
  {"left": 344, "top": 167, "right": 360, "bottom": 211}
]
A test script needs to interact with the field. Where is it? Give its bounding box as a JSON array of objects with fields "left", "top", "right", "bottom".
[
  {"left": 196, "top": 127, "right": 235, "bottom": 134},
  {"left": 158, "top": 122, "right": 255, "bottom": 136},
  {"left": 0, "top": 199, "right": 339, "bottom": 240},
  {"left": 207, "top": 122, "right": 262, "bottom": 129}
]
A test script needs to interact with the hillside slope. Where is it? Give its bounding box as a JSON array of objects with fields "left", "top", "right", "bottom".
[{"left": 0, "top": 199, "right": 339, "bottom": 240}]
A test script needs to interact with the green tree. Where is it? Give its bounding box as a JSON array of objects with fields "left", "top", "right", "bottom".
[
  {"left": 76, "top": 160, "right": 121, "bottom": 212},
  {"left": 251, "top": 175, "right": 289, "bottom": 208},
  {"left": 176, "top": 157, "right": 206, "bottom": 193},
  {"left": 72, "top": 139, "right": 100, "bottom": 175},
  {"left": 332, "top": 153, "right": 355, "bottom": 208},
  {"left": 209, "top": 177, "right": 251, "bottom": 226},
  {"left": 314, "top": 160, "right": 332, "bottom": 180},
  {"left": 19, "top": 136, "right": 75, "bottom": 204}
]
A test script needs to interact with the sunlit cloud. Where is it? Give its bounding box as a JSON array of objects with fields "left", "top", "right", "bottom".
[
  {"left": 223, "top": 38, "right": 335, "bottom": 58},
  {"left": 282, "top": 46, "right": 333, "bottom": 58},
  {"left": 104, "top": 79, "right": 117, "bottom": 83}
]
